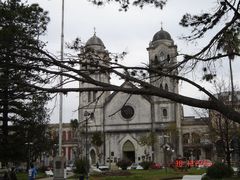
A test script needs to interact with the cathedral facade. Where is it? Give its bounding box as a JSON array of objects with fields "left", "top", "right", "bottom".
[{"left": 78, "top": 29, "right": 183, "bottom": 166}]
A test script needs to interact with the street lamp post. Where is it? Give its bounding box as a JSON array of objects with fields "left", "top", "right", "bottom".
[
  {"left": 25, "top": 142, "right": 33, "bottom": 171},
  {"left": 83, "top": 111, "right": 94, "bottom": 180},
  {"left": 162, "top": 135, "right": 175, "bottom": 174},
  {"left": 85, "top": 113, "right": 89, "bottom": 180}
]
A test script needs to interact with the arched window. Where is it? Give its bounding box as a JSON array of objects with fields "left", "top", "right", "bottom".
[
  {"left": 159, "top": 52, "right": 165, "bottom": 61},
  {"left": 88, "top": 91, "right": 91, "bottom": 102},
  {"left": 62, "top": 131, "right": 66, "bottom": 141},
  {"left": 192, "top": 133, "right": 201, "bottom": 144},
  {"left": 165, "top": 84, "right": 168, "bottom": 91},
  {"left": 123, "top": 140, "right": 135, "bottom": 152},
  {"left": 93, "top": 91, "right": 97, "bottom": 101},
  {"left": 193, "top": 148, "right": 201, "bottom": 160},
  {"left": 68, "top": 131, "right": 72, "bottom": 141},
  {"left": 154, "top": 55, "right": 158, "bottom": 62},
  {"left": 90, "top": 149, "right": 97, "bottom": 164},
  {"left": 183, "top": 133, "right": 190, "bottom": 144},
  {"left": 167, "top": 54, "right": 170, "bottom": 62},
  {"left": 62, "top": 147, "right": 66, "bottom": 156},
  {"left": 162, "top": 108, "right": 168, "bottom": 117},
  {"left": 51, "top": 130, "right": 56, "bottom": 139},
  {"left": 160, "top": 84, "right": 163, "bottom": 89},
  {"left": 68, "top": 147, "right": 72, "bottom": 161},
  {"left": 216, "top": 140, "right": 225, "bottom": 157}
]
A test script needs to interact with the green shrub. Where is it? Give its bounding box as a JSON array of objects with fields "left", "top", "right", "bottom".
[
  {"left": 116, "top": 159, "right": 132, "bottom": 170},
  {"left": 139, "top": 161, "right": 152, "bottom": 170},
  {"left": 206, "top": 162, "right": 233, "bottom": 179},
  {"left": 201, "top": 174, "right": 211, "bottom": 180},
  {"left": 74, "top": 158, "right": 89, "bottom": 175}
]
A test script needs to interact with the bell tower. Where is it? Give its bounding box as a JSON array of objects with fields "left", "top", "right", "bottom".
[
  {"left": 147, "top": 28, "right": 179, "bottom": 122},
  {"left": 78, "top": 33, "right": 111, "bottom": 129},
  {"left": 147, "top": 28, "right": 183, "bottom": 160}
]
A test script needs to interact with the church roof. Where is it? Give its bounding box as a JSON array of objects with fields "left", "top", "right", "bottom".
[
  {"left": 104, "top": 81, "right": 152, "bottom": 107},
  {"left": 152, "top": 28, "right": 172, "bottom": 41},
  {"left": 86, "top": 33, "right": 105, "bottom": 48}
]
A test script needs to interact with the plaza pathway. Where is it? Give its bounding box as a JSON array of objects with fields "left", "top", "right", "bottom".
[{"left": 38, "top": 172, "right": 74, "bottom": 180}]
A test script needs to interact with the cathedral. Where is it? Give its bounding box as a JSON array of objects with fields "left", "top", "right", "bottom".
[{"left": 77, "top": 28, "right": 183, "bottom": 166}]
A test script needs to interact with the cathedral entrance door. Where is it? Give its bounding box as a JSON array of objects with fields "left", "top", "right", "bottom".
[
  {"left": 90, "top": 149, "right": 96, "bottom": 165},
  {"left": 122, "top": 140, "right": 135, "bottom": 162}
]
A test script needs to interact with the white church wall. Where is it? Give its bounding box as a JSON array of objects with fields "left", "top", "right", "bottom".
[{"left": 104, "top": 91, "right": 151, "bottom": 127}]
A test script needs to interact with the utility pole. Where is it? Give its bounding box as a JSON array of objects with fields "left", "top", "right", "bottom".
[
  {"left": 54, "top": 1, "right": 65, "bottom": 179},
  {"left": 58, "top": 0, "right": 65, "bottom": 158}
]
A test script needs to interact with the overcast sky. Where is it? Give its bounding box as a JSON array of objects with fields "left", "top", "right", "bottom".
[{"left": 27, "top": 0, "right": 240, "bottom": 123}]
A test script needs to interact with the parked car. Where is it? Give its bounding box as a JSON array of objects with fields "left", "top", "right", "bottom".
[
  {"left": 136, "top": 164, "right": 143, "bottom": 170},
  {"left": 196, "top": 159, "right": 213, "bottom": 168},
  {"left": 45, "top": 170, "right": 54, "bottom": 177},
  {"left": 232, "top": 166, "right": 239, "bottom": 176},
  {"left": 66, "top": 166, "right": 72, "bottom": 172},
  {"left": 91, "top": 166, "right": 102, "bottom": 173},
  {"left": 98, "top": 165, "right": 109, "bottom": 171},
  {"left": 150, "top": 162, "right": 162, "bottom": 169},
  {"left": 128, "top": 163, "right": 137, "bottom": 169},
  {"left": 127, "top": 163, "right": 143, "bottom": 170}
]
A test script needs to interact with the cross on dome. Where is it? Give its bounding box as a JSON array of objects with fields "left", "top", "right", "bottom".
[
  {"left": 161, "top": 21, "right": 163, "bottom": 30},
  {"left": 93, "top": 27, "right": 96, "bottom": 36}
]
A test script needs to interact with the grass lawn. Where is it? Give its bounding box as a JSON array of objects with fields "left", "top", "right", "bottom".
[
  {"left": 16, "top": 168, "right": 240, "bottom": 180},
  {"left": 68, "top": 168, "right": 240, "bottom": 180},
  {"left": 16, "top": 172, "right": 46, "bottom": 180},
  {"left": 70, "top": 168, "right": 206, "bottom": 180}
]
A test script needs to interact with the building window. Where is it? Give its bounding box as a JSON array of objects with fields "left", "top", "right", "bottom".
[
  {"left": 165, "top": 84, "right": 168, "bottom": 91},
  {"left": 183, "top": 133, "right": 190, "bottom": 144},
  {"left": 160, "top": 84, "right": 163, "bottom": 89},
  {"left": 121, "top": 105, "right": 135, "bottom": 120},
  {"left": 93, "top": 91, "right": 97, "bottom": 101},
  {"left": 111, "top": 152, "right": 114, "bottom": 156},
  {"left": 68, "top": 131, "right": 72, "bottom": 141},
  {"left": 192, "top": 133, "right": 201, "bottom": 144},
  {"left": 162, "top": 108, "right": 168, "bottom": 117},
  {"left": 167, "top": 55, "right": 170, "bottom": 62},
  {"left": 154, "top": 55, "right": 158, "bottom": 63},
  {"left": 159, "top": 52, "right": 165, "bottom": 61},
  {"left": 88, "top": 91, "right": 91, "bottom": 102}
]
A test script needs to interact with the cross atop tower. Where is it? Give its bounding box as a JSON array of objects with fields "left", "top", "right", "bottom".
[
  {"left": 93, "top": 27, "right": 96, "bottom": 36},
  {"left": 160, "top": 22, "right": 163, "bottom": 30}
]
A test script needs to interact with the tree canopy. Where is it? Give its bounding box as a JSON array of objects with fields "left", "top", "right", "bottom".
[
  {"left": 2, "top": 0, "right": 238, "bottom": 124},
  {"left": 1, "top": 0, "right": 240, "bottom": 146},
  {"left": 88, "top": 0, "right": 167, "bottom": 11},
  {"left": 0, "top": 0, "right": 52, "bottom": 163}
]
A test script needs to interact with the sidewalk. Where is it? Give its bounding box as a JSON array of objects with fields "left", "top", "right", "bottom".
[
  {"left": 181, "top": 175, "right": 203, "bottom": 180},
  {"left": 38, "top": 172, "right": 74, "bottom": 180}
]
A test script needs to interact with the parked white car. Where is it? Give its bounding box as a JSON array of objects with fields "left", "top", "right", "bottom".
[
  {"left": 127, "top": 163, "right": 143, "bottom": 170},
  {"left": 45, "top": 170, "right": 54, "bottom": 177},
  {"left": 91, "top": 166, "right": 102, "bottom": 173},
  {"left": 98, "top": 165, "right": 109, "bottom": 171},
  {"left": 66, "top": 166, "right": 72, "bottom": 172}
]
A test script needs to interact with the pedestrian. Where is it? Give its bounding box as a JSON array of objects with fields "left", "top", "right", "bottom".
[
  {"left": 9, "top": 168, "right": 17, "bottom": 180},
  {"left": 28, "top": 164, "right": 37, "bottom": 180}
]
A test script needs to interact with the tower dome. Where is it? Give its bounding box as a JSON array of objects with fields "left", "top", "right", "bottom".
[
  {"left": 152, "top": 28, "right": 172, "bottom": 42},
  {"left": 86, "top": 33, "right": 105, "bottom": 49}
]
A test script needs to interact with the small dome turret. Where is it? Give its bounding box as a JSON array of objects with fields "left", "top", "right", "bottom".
[
  {"left": 152, "top": 28, "right": 172, "bottom": 42},
  {"left": 86, "top": 33, "right": 105, "bottom": 50}
]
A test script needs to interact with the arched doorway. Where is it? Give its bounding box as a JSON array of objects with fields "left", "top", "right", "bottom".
[
  {"left": 122, "top": 140, "right": 135, "bottom": 162},
  {"left": 90, "top": 149, "right": 96, "bottom": 165}
]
